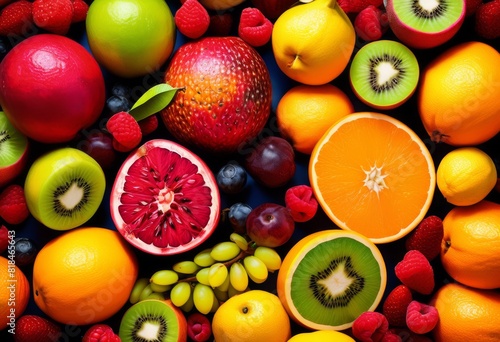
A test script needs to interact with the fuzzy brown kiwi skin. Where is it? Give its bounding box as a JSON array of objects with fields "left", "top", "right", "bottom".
[
  {"left": 385, "top": 0, "right": 466, "bottom": 49},
  {"left": 0, "top": 114, "right": 29, "bottom": 187}
]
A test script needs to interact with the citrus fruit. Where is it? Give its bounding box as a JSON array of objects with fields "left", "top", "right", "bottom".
[
  {"left": 276, "top": 84, "right": 354, "bottom": 154},
  {"left": 309, "top": 112, "right": 436, "bottom": 243},
  {"left": 110, "top": 139, "right": 221, "bottom": 255},
  {"left": 0, "top": 255, "right": 30, "bottom": 331},
  {"left": 429, "top": 282, "right": 500, "bottom": 342},
  {"left": 436, "top": 147, "right": 497, "bottom": 206},
  {"left": 212, "top": 290, "right": 292, "bottom": 342},
  {"left": 161, "top": 36, "right": 272, "bottom": 155},
  {"left": 288, "top": 330, "right": 355, "bottom": 342},
  {"left": 86, "top": 0, "right": 176, "bottom": 78},
  {"left": 277, "top": 229, "right": 387, "bottom": 331},
  {"left": 418, "top": 41, "right": 500, "bottom": 146},
  {"left": 272, "top": 0, "right": 356, "bottom": 85},
  {"left": 440, "top": 200, "right": 500, "bottom": 289},
  {"left": 0, "top": 34, "right": 105, "bottom": 143},
  {"left": 32, "top": 227, "right": 139, "bottom": 325}
]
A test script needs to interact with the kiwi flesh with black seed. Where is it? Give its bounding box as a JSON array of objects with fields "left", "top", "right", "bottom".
[
  {"left": 119, "top": 299, "right": 187, "bottom": 342},
  {"left": 24, "top": 147, "right": 106, "bottom": 230},
  {"left": 0, "top": 111, "right": 29, "bottom": 187},
  {"left": 349, "top": 40, "right": 419, "bottom": 110}
]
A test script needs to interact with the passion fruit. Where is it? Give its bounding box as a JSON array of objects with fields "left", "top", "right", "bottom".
[{"left": 110, "top": 139, "right": 221, "bottom": 255}]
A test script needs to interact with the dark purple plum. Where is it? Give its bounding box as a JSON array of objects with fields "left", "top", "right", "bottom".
[{"left": 246, "top": 203, "right": 295, "bottom": 247}]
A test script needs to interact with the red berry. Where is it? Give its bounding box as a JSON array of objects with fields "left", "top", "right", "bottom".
[
  {"left": 0, "top": 0, "right": 33, "bottom": 36},
  {"left": 82, "top": 324, "right": 120, "bottom": 342},
  {"left": 405, "top": 215, "right": 443, "bottom": 261},
  {"left": 106, "top": 111, "right": 143, "bottom": 152},
  {"left": 395, "top": 250, "right": 435, "bottom": 295},
  {"left": 338, "top": 0, "right": 384, "bottom": 14},
  {"left": 187, "top": 312, "right": 212, "bottom": 342},
  {"left": 382, "top": 284, "right": 413, "bottom": 327},
  {"left": 465, "top": 0, "right": 483, "bottom": 17},
  {"left": 71, "top": 0, "right": 89, "bottom": 23},
  {"left": 354, "top": 5, "right": 389, "bottom": 42},
  {"left": 0, "top": 225, "right": 9, "bottom": 254},
  {"left": 0, "top": 184, "right": 30, "bottom": 225},
  {"left": 381, "top": 330, "right": 402, "bottom": 342},
  {"left": 475, "top": 0, "right": 500, "bottom": 39},
  {"left": 352, "top": 311, "right": 389, "bottom": 342},
  {"left": 138, "top": 114, "right": 159, "bottom": 136},
  {"left": 175, "top": 0, "right": 210, "bottom": 39},
  {"left": 207, "top": 12, "right": 233, "bottom": 37},
  {"left": 238, "top": 7, "right": 273, "bottom": 47},
  {"left": 405, "top": 300, "right": 439, "bottom": 335},
  {"left": 14, "top": 315, "right": 62, "bottom": 342},
  {"left": 284, "top": 185, "right": 318, "bottom": 222},
  {"left": 32, "top": 0, "right": 74, "bottom": 35}
]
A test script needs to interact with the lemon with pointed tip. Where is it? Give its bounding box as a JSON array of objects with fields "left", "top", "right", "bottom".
[{"left": 288, "top": 330, "right": 355, "bottom": 342}]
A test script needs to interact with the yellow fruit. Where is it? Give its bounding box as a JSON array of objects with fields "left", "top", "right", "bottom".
[
  {"left": 436, "top": 147, "right": 497, "bottom": 206},
  {"left": 212, "top": 290, "right": 292, "bottom": 342},
  {"left": 276, "top": 84, "right": 354, "bottom": 154},
  {"left": 272, "top": 0, "right": 355, "bottom": 85},
  {"left": 418, "top": 41, "right": 500, "bottom": 146},
  {"left": 86, "top": 0, "right": 176, "bottom": 78},
  {"left": 288, "top": 330, "right": 355, "bottom": 342},
  {"left": 429, "top": 282, "right": 500, "bottom": 342},
  {"left": 0, "top": 255, "right": 30, "bottom": 331},
  {"left": 441, "top": 200, "right": 500, "bottom": 289},
  {"left": 32, "top": 227, "right": 139, "bottom": 325}
]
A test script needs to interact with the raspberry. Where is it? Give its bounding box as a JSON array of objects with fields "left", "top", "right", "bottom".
[
  {"left": 382, "top": 330, "right": 402, "bottom": 342},
  {"left": 352, "top": 311, "right": 389, "bottom": 342},
  {"left": 338, "top": 0, "right": 384, "bottom": 14},
  {"left": 106, "top": 111, "right": 142, "bottom": 152},
  {"left": 394, "top": 250, "right": 435, "bottom": 295},
  {"left": 475, "top": 0, "right": 500, "bottom": 39},
  {"left": 207, "top": 12, "right": 233, "bottom": 37},
  {"left": 0, "top": 184, "right": 30, "bottom": 225},
  {"left": 175, "top": 0, "right": 210, "bottom": 39},
  {"left": 405, "top": 300, "right": 439, "bottom": 334},
  {"left": 354, "top": 5, "right": 389, "bottom": 42},
  {"left": 82, "top": 323, "right": 120, "bottom": 342},
  {"left": 284, "top": 185, "right": 318, "bottom": 222},
  {"left": 382, "top": 284, "right": 413, "bottom": 327},
  {"left": 71, "top": 0, "right": 89, "bottom": 23},
  {"left": 0, "top": 0, "right": 33, "bottom": 36},
  {"left": 238, "top": 7, "right": 273, "bottom": 47},
  {"left": 32, "top": 0, "right": 74, "bottom": 35},
  {"left": 0, "top": 225, "right": 8, "bottom": 254},
  {"left": 187, "top": 312, "right": 212, "bottom": 342},
  {"left": 138, "top": 114, "right": 159, "bottom": 136},
  {"left": 405, "top": 215, "right": 443, "bottom": 261}
]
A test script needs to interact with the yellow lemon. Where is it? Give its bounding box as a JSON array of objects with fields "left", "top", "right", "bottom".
[
  {"left": 436, "top": 147, "right": 497, "bottom": 206},
  {"left": 276, "top": 84, "right": 354, "bottom": 154},
  {"left": 212, "top": 290, "right": 291, "bottom": 342},
  {"left": 288, "top": 330, "right": 355, "bottom": 342},
  {"left": 272, "top": 0, "right": 355, "bottom": 85}
]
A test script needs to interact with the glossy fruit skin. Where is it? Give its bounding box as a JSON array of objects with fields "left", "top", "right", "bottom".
[
  {"left": 14, "top": 237, "right": 38, "bottom": 267},
  {"left": 76, "top": 130, "right": 117, "bottom": 170},
  {"left": 216, "top": 162, "right": 247, "bottom": 194},
  {"left": 246, "top": 203, "right": 295, "bottom": 248},
  {"left": 0, "top": 34, "right": 105, "bottom": 143},
  {"left": 227, "top": 202, "right": 252, "bottom": 234},
  {"left": 161, "top": 37, "right": 272, "bottom": 155},
  {"left": 243, "top": 136, "right": 296, "bottom": 188}
]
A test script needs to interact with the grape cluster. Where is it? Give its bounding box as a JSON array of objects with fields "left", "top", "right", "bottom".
[{"left": 129, "top": 233, "right": 282, "bottom": 314}]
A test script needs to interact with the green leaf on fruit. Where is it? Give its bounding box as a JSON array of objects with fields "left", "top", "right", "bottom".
[{"left": 129, "top": 83, "right": 181, "bottom": 122}]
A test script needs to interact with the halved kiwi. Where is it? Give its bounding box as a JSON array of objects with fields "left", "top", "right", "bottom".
[
  {"left": 24, "top": 147, "right": 105, "bottom": 230},
  {"left": 119, "top": 299, "right": 187, "bottom": 342},
  {"left": 277, "top": 229, "right": 387, "bottom": 331},
  {"left": 0, "top": 111, "right": 29, "bottom": 187},
  {"left": 349, "top": 40, "right": 419, "bottom": 110}
]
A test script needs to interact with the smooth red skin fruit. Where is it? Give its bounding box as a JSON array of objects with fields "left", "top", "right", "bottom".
[
  {"left": 394, "top": 250, "right": 435, "bottom": 295},
  {"left": 187, "top": 312, "right": 212, "bottom": 342},
  {"left": 0, "top": 143, "right": 28, "bottom": 188},
  {"left": 0, "top": 34, "right": 105, "bottom": 143},
  {"left": 352, "top": 311, "right": 389, "bottom": 342},
  {"left": 406, "top": 301, "right": 439, "bottom": 335},
  {"left": 385, "top": 0, "right": 466, "bottom": 49},
  {"left": 246, "top": 203, "right": 295, "bottom": 248},
  {"left": 382, "top": 284, "right": 413, "bottom": 327}
]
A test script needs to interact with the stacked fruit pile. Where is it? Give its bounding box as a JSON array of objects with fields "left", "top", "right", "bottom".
[{"left": 0, "top": 0, "right": 499, "bottom": 341}]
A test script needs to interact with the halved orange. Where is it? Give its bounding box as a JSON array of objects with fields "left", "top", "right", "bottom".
[{"left": 309, "top": 112, "right": 436, "bottom": 243}]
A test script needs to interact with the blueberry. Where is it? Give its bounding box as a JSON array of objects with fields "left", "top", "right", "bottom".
[
  {"left": 14, "top": 237, "right": 38, "bottom": 267},
  {"left": 106, "top": 95, "right": 130, "bottom": 114},
  {"left": 228, "top": 202, "right": 252, "bottom": 234},
  {"left": 217, "top": 162, "right": 247, "bottom": 194},
  {"left": 0, "top": 37, "right": 11, "bottom": 61},
  {"left": 111, "top": 83, "right": 131, "bottom": 98}
]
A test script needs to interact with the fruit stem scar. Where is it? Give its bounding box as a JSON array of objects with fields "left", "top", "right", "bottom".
[
  {"left": 287, "top": 55, "right": 300, "bottom": 68},
  {"left": 362, "top": 165, "right": 388, "bottom": 194}
]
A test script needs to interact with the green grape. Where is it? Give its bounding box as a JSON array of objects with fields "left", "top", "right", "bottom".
[
  {"left": 216, "top": 272, "right": 231, "bottom": 292},
  {"left": 195, "top": 267, "right": 211, "bottom": 286},
  {"left": 211, "top": 294, "right": 220, "bottom": 313},
  {"left": 193, "top": 283, "right": 215, "bottom": 315},
  {"left": 146, "top": 292, "right": 165, "bottom": 300},
  {"left": 213, "top": 287, "right": 229, "bottom": 302},
  {"left": 227, "top": 280, "right": 245, "bottom": 298},
  {"left": 254, "top": 246, "right": 282, "bottom": 271},
  {"left": 230, "top": 232, "right": 249, "bottom": 251},
  {"left": 243, "top": 255, "right": 268, "bottom": 284},
  {"left": 210, "top": 241, "right": 241, "bottom": 261},
  {"left": 139, "top": 284, "right": 154, "bottom": 302},
  {"left": 173, "top": 260, "right": 200, "bottom": 274},
  {"left": 149, "top": 282, "right": 172, "bottom": 293},
  {"left": 181, "top": 293, "right": 194, "bottom": 313},
  {"left": 194, "top": 248, "right": 215, "bottom": 267},
  {"left": 208, "top": 263, "right": 229, "bottom": 288},
  {"left": 129, "top": 277, "right": 149, "bottom": 304},
  {"left": 170, "top": 282, "right": 192, "bottom": 307},
  {"left": 229, "top": 262, "right": 249, "bottom": 292},
  {"left": 150, "top": 269, "right": 179, "bottom": 286}
]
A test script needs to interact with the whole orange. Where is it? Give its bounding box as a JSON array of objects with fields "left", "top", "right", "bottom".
[
  {"left": 429, "top": 282, "right": 500, "bottom": 342},
  {"left": 441, "top": 200, "right": 500, "bottom": 289},
  {"left": 0, "top": 255, "right": 30, "bottom": 331},
  {"left": 418, "top": 41, "right": 500, "bottom": 146},
  {"left": 32, "top": 227, "right": 138, "bottom": 325}
]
